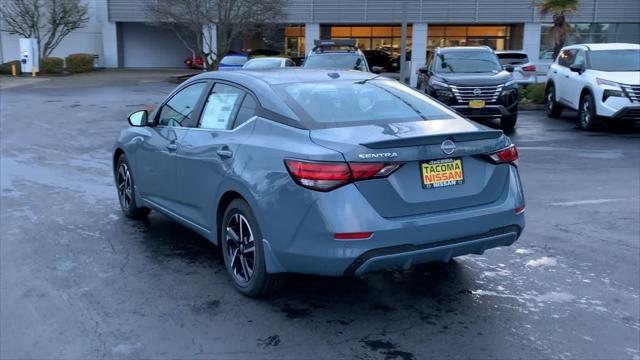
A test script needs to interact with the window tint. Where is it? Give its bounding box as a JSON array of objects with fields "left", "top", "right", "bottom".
[
  {"left": 558, "top": 49, "right": 576, "bottom": 67},
  {"left": 589, "top": 50, "right": 640, "bottom": 71},
  {"left": 496, "top": 53, "right": 529, "bottom": 65},
  {"left": 199, "top": 83, "right": 244, "bottom": 130},
  {"left": 434, "top": 51, "right": 502, "bottom": 73},
  {"left": 303, "top": 54, "right": 368, "bottom": 71},
  {"left": 157, "top": 83, "right": 207, "bottom": 127},
  {"left": 233, "top": 95, "right": 257, "bottom": 128}
]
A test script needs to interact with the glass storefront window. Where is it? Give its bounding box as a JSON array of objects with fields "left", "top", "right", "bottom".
[
  {"left": 325, "top": 26, "right": 413, "bottom": 57},
  {"left": 285, "top": 25, "right": 305, "bottom": 57},
  {"left": 427, "top": 25, "right": 511, "bottom": 51},
  {"left": 539, "top": 23, "right": 640, "bottom": 60}
]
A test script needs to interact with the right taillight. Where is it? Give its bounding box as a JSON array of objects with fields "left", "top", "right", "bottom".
[
  {"left": 284, "top": 159, "right": 402, "bottom": 191},
  {"left": 522, "top": 65, "right": 536, "bottom": 72},
  {"left": 488, "top": 145, "right": 519, "bottom": 165}
]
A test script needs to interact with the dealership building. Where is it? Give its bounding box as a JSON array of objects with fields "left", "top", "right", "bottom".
[{"left": 1, "top": 0, "right": 638, "bottom": 85}]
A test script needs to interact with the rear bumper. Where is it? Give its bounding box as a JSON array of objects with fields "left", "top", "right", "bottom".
[
  {"left": 264, "top": 167, "right": 525, "bottom": 276},
  {"left": 345, "top": 225, "right": 520, "bottom": 276}
]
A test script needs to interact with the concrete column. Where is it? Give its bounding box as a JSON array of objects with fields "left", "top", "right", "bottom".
[
  {"left": 304, "top": 23, "right": 320, "bottom": 54},
  {"left": 98, "top": 0, "right": 118, "bottom": 68},
  {"left": 523, "top": 23, "right": 541, "bottom": 63},
  {"left": 203, "top": 23, "right": 217, "bottom": 65},
  {"left": 410, "top": 23, "right": 427, "bottom": 88}
]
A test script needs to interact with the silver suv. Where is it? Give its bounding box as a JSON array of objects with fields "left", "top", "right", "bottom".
[{"left": 303, "top": 39, "right": 381, "bottom": 73}]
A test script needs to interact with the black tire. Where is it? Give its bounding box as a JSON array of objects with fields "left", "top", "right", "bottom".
[
  {"left": 221, "top": 199, "right": 285, "bottom": 297},
  {"left": 500, "top": 110, "right": 518, "bottom": 132},
  {"left": 545, "top": 85, "right": 563, "bottom": 118},
  {"left": 115, "top": 154, "right": 151, "bottom": 219},
  {"left": 578, "top": 93, "right": 601, "bottom": 131}
]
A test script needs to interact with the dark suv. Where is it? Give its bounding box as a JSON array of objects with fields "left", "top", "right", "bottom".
[{"left": 417, "top": 46, "right": 520, "bottom": 130}]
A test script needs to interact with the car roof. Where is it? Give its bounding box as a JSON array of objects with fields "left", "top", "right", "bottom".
[
  {"left": 438, "top": 46, "right": 493, "bottom": 53},
  {"left": 495, "top": 50, "right": 527, "bottom": 54},
  {"left": 246, "top": 57, "right": 288, "bottom": 62},
  {"left": 563, "top": 43, "right": 640, "bottom": 51},
  {"left": 191, "top": 68, "right": 379, "bottom": 85}
]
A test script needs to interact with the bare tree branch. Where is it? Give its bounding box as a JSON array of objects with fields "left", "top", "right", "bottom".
[{"left": 0, "top": 0, "right": 89, "bottom": 60}]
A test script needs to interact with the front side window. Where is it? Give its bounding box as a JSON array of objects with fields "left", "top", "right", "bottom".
[
  {"left": 157, "top": 82, "right": 207, "bottom": 127},
  {"left": 558, "top": 49, "right": 576, "bottom": 67},
  {"left": 573, "top": 50, "right": 586, "bottom": 67},
  {"left": 589, "top": 50, "right": 640, "bottom": 72},
  {"left": 199, "top": 83, "right": 244, "bottom": 130},
  {"left": 434, "top": 51, "right": 502, "bottom": 73},
  {"left": 277, "top": 79, "right": 453, "bottom": 128}
]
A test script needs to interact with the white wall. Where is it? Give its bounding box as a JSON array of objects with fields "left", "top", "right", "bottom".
[{"left": 1, "top": 0, "right": 104, "bottom": 65}]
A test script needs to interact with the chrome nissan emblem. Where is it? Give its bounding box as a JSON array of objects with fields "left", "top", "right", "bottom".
[
  {"left": 473, "top": 88, "right": 482, "bottom": 96},
  {"left": 441, "top": 139, "right": 456, "bottom": 155}
]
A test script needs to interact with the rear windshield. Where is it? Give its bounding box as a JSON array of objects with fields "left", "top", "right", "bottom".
[
  {"left": 589, "top": 50, "right": 640, "bottom": 71},
  {"left": 276, "top": 79, "right": 454, "bottom": 128},
  {"left": 435, "top": 51, "right": 502, "bottom": 73},
  {"left": 303, "top": 54, "right": 367, "bottom": 71},
  {"left": 497, "top": 53, "right": 529, "bottom": 65},
  {"left": 220, "top": 56, "right": 248, "bottom": 65},
  {"left": 244, "top": 59, "right": 282, "bottom": 69}
]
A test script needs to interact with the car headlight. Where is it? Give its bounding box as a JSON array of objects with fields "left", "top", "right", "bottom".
[
  {"left": 429, "top": 78, "right": 449, "bottom": 88},
  {"left": 596, "top": 78, "right": 623, "bottom": 90},
  {"left": 603, "top": 89, "right": 626, "bottom": 101}
]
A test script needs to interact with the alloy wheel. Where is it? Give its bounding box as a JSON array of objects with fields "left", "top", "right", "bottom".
[
  {"left": 117, "top": 163, "right": 133, "bottom": 211},
  {"left": 546, "top": 91, "right": 553, "bottom": 112},
  {"left": 581, "top": 99, "right": 591, "bottom": 127},
  {"left": 225, "top": 213, "right": 255, "bottom": 283}
]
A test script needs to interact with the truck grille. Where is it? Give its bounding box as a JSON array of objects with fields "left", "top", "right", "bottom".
[
  {"left": 621, "top": 84, "right": 640, "bottom": 103},
  {"left": 450, "top": 85, "right": 503, "bottom": 102}
]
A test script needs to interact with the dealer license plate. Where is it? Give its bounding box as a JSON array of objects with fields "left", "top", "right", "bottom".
[{"left": 421, "top": 158, "right": 464, "bottom": 189}]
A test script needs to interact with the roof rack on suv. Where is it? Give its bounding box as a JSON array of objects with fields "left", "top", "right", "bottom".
[{"left": 312, "top": 39, "right": 359, "bottom": 53}]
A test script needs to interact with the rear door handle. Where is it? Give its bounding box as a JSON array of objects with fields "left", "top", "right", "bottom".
[
  {"left": 167, "top": 143, "right": 178, "bottom": 151},
  {"left": 217, "top": 149, "right": 233, "bottom": 158}
]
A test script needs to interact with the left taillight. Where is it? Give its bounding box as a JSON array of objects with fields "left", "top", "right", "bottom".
[
  {"left": 487, "top": 144, "right": 519, "bottom": 165},
  {"left": 284, "top": 159, "right": 401, "bottom": 191},
  {"left": 522, "top": 65, "right": 536, "bottom": 72}
]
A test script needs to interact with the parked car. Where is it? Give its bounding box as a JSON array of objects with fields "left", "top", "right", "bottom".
[
  {"left": 417, "top": 46, "right": 520, "bottom": 130},
  {"left": 495, "top": 50, "right": 537, "bottom": 85},
  {"left": 218, "top": 54, "right": 249, "bottom": 71},
  {"left": 185, "top": 56, "right": 205, "bottom": 70},
  {"left": 545, "top": 43, "right": 640, "bottom": 130},
  {"left": 242, "top": 57, "right": 296, "bottom": 70},
  {"left": 363, "top": 50, "right": 396, "bottom": 72},
  {"left": 303, "top": 39, "right": 381, "bottom": 73},
  {"left": 114, "top": 69, "right": 525, "bottom": 297}
]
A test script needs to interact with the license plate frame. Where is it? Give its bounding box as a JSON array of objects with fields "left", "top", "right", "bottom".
[
  {"left": 421, "top": 158, "right": 465, "bottom": 189},
  {"left": 469, "top": 99, "right": 486, "bottom": 109}
]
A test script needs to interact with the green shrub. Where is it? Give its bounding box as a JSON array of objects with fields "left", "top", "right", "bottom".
[
  {"left": 65, "top": 53, "right": 94, "bottom": 73},
  {"left": 0, "top": 60, "right": 21, "bottom": 74},
  {"left": 524, "top": 83, "right": 546, "bottom": 104},
  {"left": 40, "top": 57, "right": 64, "bottom": 74}
]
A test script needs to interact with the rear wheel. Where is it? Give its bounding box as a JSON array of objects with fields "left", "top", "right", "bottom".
[
  {"left": 115, "top": 154, "right": 151, "bottom": 219},
  {"left": 579, "top": 93, "right": 601, "bottom": 131},
  {"left": 545, "top": 85, "right": 563, "bottom": 118},
  {"left": 221, "top": 199, "right": 285, "bottom": 297}
]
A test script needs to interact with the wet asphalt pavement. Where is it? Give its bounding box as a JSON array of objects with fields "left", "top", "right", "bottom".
[{"left": 1, "top": 73, "right": 639, "bottom": 360}]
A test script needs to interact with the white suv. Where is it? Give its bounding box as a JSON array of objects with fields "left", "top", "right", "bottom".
[{"left": 545, "top": 43, "right": 640, "bottom": 130}]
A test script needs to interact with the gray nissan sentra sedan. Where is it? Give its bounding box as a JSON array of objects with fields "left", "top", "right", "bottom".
[{"left": 113, "top": 69, "right": 525, "bottom": 297}]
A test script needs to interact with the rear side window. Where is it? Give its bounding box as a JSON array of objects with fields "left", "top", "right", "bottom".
[
  {"left": 497, "top": 53, "right": 529, "bottom": 65},
  {"left": 277, "top": 79, "right": 453, "bottom": 128},
  {"left": 199, "top": 83, "right": 244, "bottom": 130},
  {"left": 233, "top": 95, "right": 257, "bottom": 128}
]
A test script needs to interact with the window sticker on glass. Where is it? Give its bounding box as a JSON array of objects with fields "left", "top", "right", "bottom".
[{"left": 200, "top": 92, "right": 240, "bottom": 129}]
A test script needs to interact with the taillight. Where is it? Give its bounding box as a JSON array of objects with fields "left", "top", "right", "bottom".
[
  {"left": 284, "top": 159, "right": 402, "bottom": 191},
  {"left": 488, "top": 145, "right": 518, "bottom": 165},
  {"left": 522, "top": 65, "right": 536, "bottom": 72},
  {"left": 334, "top": 232, "right": 373, "bottom": 240}
]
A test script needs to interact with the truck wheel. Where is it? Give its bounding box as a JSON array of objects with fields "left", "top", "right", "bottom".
[{"left": 546, "top": 85, "right": 563, "bottom": 119}]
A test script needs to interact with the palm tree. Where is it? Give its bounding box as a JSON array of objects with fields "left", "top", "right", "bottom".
[{"left": 537, "top": 0, "right": 580, "bottom": 59}]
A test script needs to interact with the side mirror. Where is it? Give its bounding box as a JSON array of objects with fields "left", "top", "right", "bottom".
[
  {"left": 128, "top": 110, "right": 148, "bottom": 127},
  {"left": 371, "top": 66, "right": 382, "bottom": 74},
  {"left": 505, "top": 65, "right": 515, "bottom": 73},
  {"left": 418, "top": 66, "right": 430, "bottom": 74},
  {"left": 569, "top": 63, "right": 585, "bottom": 74}
]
